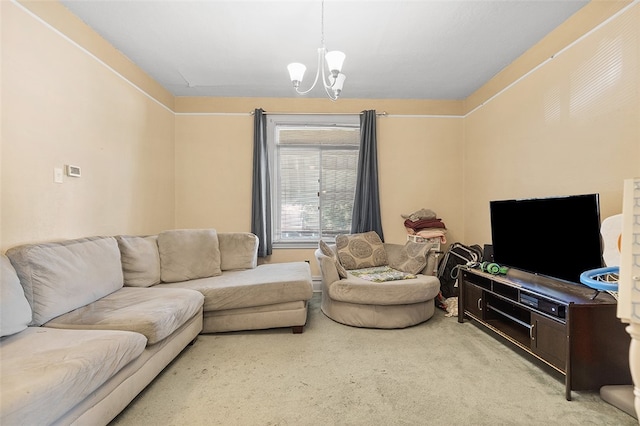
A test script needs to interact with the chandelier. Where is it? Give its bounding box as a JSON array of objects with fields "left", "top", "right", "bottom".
[{"left": 287, "top": 0, "right": 346, "bottom": 101}]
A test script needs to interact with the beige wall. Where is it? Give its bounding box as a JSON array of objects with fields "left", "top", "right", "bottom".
[
  {"left": 463, "top": 1, "right": 640, "bottom": 247},
  {"left": 2, "top": 1, "right": 638, "bottom": 281},
  {"left": 174, "top": 114, "right": 254, "bottom": 231},
  {"left": 173, "top": 103, "right": 462, "bottom": 276},
  {"left": 1, "top": 1, "right": 175, "bottom": 250}
]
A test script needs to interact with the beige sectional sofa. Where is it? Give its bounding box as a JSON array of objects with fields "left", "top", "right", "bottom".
[{"left": 0, "top": 229, "right": 313, "bottom": 425}]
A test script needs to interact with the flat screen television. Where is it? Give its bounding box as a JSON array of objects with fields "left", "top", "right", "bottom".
[{"left": 489, "top": 193, "right": 603, "bottom": 283}]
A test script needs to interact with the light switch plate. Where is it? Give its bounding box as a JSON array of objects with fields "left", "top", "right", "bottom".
[{"left": 54, "top": 167, "right": 63, "bottom": 183}]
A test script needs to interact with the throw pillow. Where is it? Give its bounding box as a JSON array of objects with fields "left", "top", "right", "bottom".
[
  {"left": 116, "top": 235, "right": 161, "bottom": 287},
  {"left": 389, "top": 241, "right": 432, "bottom": 275},
  {"left": 319, "top": 240, "right": 347, "bottom": 278},
  {"left": 335, "top": 231, "right": 387, "bottom": 270},
  {"left": 158, "top": 229, "right": 222, "bottom": 283}
]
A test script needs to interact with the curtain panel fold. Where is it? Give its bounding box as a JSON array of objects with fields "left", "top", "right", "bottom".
[
  {"left": 251, "top": 108, "right": 272, "bottom": 257},
  {"left": 351, "top": 110, "right": 384, "bottom": 241}
]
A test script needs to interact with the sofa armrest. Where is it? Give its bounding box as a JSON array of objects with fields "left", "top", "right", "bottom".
[{"left": 218, "top": 233, "right": 258, "bottom": 270}]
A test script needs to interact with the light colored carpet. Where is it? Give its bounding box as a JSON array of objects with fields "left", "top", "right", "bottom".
[{"left": 110, "top": 294, "right": 636, "bottom": 425}]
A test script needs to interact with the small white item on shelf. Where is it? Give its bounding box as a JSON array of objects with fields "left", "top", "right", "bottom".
[{"left": 406, "top": 234, "right": 441, "bottom": 252}]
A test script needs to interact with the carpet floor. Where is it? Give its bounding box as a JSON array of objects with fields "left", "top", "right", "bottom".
[{"left": 110, "top": 293, "right": 636, "bottom": 425}]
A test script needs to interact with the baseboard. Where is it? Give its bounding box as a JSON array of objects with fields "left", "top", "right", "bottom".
[{"left": 312, "top": 277, "right": 321, "bottom": 292}]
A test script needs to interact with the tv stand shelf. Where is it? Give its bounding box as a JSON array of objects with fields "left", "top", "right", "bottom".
[{"left": 458, "top": 267, "right": 631, "bottom": 400}]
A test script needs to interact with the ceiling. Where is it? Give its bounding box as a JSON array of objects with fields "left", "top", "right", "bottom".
[{"left": 60, "top": 0, "right": 590, "bottom": 100}]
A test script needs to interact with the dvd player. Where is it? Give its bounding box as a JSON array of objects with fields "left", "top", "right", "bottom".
[{"left": 520, "top": 293, "right": 566, "bottom": 318}]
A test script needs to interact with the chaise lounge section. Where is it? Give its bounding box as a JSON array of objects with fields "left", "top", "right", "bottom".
[{"left": 117, "top": 229, "right": 313, "bottom": 334}]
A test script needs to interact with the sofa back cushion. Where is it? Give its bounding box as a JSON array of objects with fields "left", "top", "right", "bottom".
[
  {"left": 5, "top": 237, "right": 123, "bottom": 326},
  {"left": 158, "top": 229, "right": 222, "bottom": 283},
  {"left": 116, "top": 235, "right": 161, "bottom": 287},
  {"left": 1, "top": 254, "right": 32, "bottom": 336},
  {"left": 335, "top": 231, "right": 388, "bottom": 270},
  {"left": 218, "top": 232, "right": 258, "bottom": 270}
]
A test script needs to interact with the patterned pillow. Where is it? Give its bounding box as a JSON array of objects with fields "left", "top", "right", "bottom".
[
  {"left": 335, "top": 231, "right": 387, "bottom": 270},
  {"left": 390, "top": 241, "right": 433, "bottom": 274},
  {"left": 319, "top": 240, "right": 347, "bottom": 278}
]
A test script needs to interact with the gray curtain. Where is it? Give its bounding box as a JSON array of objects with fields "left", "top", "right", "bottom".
[
  {"left": 351, "top": 110, "right": 384, "bottom": 241},
  {"left": 251, "top": 108, "right": 272, "bottom": 257}
]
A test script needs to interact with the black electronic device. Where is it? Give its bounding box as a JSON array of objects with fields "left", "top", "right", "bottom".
[
  {"left": 482, "top": 244, "right": 494, "bottom": 262},
  {"left": 519, "top": 293, "right": 566, "bottom": 318},
  {"left": 489, "top": 193, "right": 602, "bottom": 284}
]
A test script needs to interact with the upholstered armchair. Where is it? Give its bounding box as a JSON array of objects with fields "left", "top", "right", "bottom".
[{"left": 315, "top": 232, "right": 441, "bottom": 329}]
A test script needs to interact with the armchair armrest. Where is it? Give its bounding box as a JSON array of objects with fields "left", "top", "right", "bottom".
[{"left": 314, "top": 248, "right": 340, "bottom": 287}]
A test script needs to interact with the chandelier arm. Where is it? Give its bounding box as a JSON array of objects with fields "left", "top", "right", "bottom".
[
  {"left": 321, "top": 61, "right": 339, "bottom": 101},
  {"left": 294, "top": 48, "right": 324, "bottom": 95},
  {"left": 321, "top": 67, "right": 338, "bottom": 90}
]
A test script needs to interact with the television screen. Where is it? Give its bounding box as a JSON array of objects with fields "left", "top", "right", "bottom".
[{"left": 489, "top": 194, "right": 603, "bottom": 283}]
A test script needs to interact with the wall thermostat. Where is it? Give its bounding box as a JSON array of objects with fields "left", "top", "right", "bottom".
[{"left": 66, "top": 165, "right": 81, "bottom": 177}]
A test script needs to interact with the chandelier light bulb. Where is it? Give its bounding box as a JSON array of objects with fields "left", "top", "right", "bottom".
[
  {"left": 287, "top": 63, "right": 307, "bottom": 88},
  {"left": 325, "top": 51, "right": 345, "bottom": 77},
  {"left": 329, "top": 73, "right": 346, "bottom": 98},
  {"left": 332, "top": 73, "right": 346, "bottom": 91}
]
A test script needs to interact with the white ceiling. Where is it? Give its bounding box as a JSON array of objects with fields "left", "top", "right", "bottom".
[{"left": 60, "top": 0, "right": 590, "bottom": 100}]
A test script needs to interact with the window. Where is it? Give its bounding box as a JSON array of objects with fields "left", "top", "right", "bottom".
[{"left": 267, "top": 115, "right": 360, "bottom": 247}]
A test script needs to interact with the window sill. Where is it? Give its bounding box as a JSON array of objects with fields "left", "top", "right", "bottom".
[{"left": 273, "top": 241, "right": 326, "bottom": 250}]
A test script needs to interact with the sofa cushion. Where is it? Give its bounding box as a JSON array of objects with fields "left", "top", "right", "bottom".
[
  {"left": 218, "top": 232, "right": 258, "bottom": 270},
  {"left": 319, "top": 240, "right": 347, "bottom": 278},
  {"left": 335, "top": 231, "right": 387, "bottom": 270},
  {"left": 0, "top": 327, "right": 146, "bottom": 426},
  {"left": 45, "top": 287, "right": 204, "bottom": 345},
  {"left": 0, "top": 255, "right": 32, "bottom": 337},
  {"left": 5, "top": 237, "right": 124, "bottom": 326},
  {"left": 116, "top": 235, "right": 161, "bottom": 287},
  {"left": 389, "top": 241, "right": 433, "bottom": 274},
  {"left": 158, "top": 229, "right": 222, "bottom": 283},
  {"left": 157, "top": 262, "right": 313, "bottom": 312}
]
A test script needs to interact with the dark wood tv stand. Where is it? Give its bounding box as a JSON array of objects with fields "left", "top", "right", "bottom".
[{"left": 458, "top": 267, "right": 631, "bottom": 400}]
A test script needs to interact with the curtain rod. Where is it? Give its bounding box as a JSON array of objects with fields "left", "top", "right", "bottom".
[{"left": 249, "top": 111, "right": 387, "bottom": 116}]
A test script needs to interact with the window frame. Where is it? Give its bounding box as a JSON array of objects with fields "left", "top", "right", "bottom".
[{"left": 267, "top": 114, "right": 360, "bottom": 248}]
